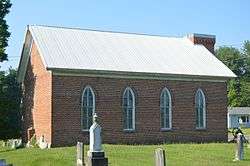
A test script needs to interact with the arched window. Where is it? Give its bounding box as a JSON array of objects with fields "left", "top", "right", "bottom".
[
  {"left": 81, "top": 86, "right": 95, "bottom": 130},
  {"left": 122, "top": 87, "right": 135, "bottom": 130},
  {"left": 160, "top": 88, "right": 172, "bottom": 130},
  {"left": 195, "top": 89, "right": 206, "bottom": 129}
]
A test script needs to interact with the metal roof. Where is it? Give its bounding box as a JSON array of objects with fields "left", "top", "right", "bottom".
[
  {"left": 228, "top": 107, "right": 250, "bottom": 115},
  {"left": 21, "top": 25, "right": 236, "bottom": 80}
]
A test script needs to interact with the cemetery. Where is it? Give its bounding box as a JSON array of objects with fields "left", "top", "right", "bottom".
[
  {"left": 0, "top": 142, "right": 250, "bottom": 165},
  {"left": 1, "top": 115, "right": 250, "bottom": 165}
]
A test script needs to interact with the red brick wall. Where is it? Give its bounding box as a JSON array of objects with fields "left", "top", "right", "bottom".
[
  {"left": 22, "top": 43, "right": 52, "bottom": 144},
  {"left": 51, "top": 75, "right": 228, "bottom": 146},
  {"left": 22, "top": 43, "right": 228, "bottom": 147}
]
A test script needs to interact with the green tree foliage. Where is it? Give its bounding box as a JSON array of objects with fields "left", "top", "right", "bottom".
[
  {"left": 242, "top": 41, "right": 250, "bottom": 80},
  {"left": 0, "top": 0, "right": 12, "bottom": 62},
  {"left": 0, "top": 68, "right": 22, "bottom": 140},
  {"left": 216, "top": 41, "right": 250, "bottom": 107}
]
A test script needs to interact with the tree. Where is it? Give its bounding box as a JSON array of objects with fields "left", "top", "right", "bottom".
[
  {"left": 216, "top": 41, "right": 250, "bottom": 107},
  {"left": 216, "top": 47, "right": 245, "bottom": 77},
  {"left": 0, "top": 0, "right": 12, "bottom": 62},
  {"left": 242, "top": 41, "right": 250, "bottom": 80},
  {"left": 0, "top": 68, "right": 22, "bottom": 141}
]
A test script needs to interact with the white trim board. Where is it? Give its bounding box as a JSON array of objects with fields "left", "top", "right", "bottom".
[{"left": 51, "top": 69, "right": 229, "bottom": 83}]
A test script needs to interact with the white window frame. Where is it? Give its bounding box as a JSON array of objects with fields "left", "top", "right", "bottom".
[
  {"left": 81, "top": 85, "right": 95, "bottom": 131},
  {"left": 195, "top": 88, "right": 206, "bottom": 129},
  {"left": 160, "top": 88, "right": 172, "bottom": 130},
  {"left": 122, "top": 87, "right": 136, "bottom": 131}
]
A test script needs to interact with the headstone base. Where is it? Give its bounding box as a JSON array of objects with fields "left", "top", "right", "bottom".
[{"left": 87, "top": 151, "right": 108, "bottom": 166}]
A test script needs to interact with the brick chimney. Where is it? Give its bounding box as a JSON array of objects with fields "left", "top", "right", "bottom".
[{"left": 187, "top": 33, "right": 216, "bottom": 54}]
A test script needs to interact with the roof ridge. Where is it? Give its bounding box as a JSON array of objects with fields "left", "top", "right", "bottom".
[{"left": 28, "top": 24, "right": 182, "bottom": 39}]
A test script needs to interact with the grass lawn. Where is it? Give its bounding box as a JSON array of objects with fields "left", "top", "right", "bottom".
[
  {"left": 228, "top": 127, "right": 250, "bottom": 135},
  {"left": 0, "top": 143, "right": 250, "bottom": 166},
  {"left": 242, "top": 128, "right": 250, "bottom": 135}
]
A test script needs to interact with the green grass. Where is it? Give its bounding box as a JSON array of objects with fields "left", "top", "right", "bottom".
[
  {"left": 228, "top": 127, "right": 250, "bottom": 135},
  {"left": 0, "top": 143, "right": 250, "bottom": 166},
  {"left": 242, "top": 128, "right": 250, "bottom": 135}
]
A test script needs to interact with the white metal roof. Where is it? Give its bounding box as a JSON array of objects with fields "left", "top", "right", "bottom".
[
  {"left": 20, "top": 25, "right": 236, "bottom": 80},
  {"left": 228, "top": 107, "right": 250, "bottom": 115}
]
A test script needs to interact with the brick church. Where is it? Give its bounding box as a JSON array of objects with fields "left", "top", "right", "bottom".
[{"left": 17, "top": 25, "right": 236, "bottom": 147}]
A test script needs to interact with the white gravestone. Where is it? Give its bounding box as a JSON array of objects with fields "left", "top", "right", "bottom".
[
  {"left": 38, "top": 135, "right": 48, "bottom": 149},
  {"left": 155, "top": 148, "right": 166, "bottom": 166},
  {"left": 89, "top": 113, "right": 103, "bottom": 152},
  {"left": 234, "top": 133, "right": 244, "bottom": 161},
  {"left": 77, "top": 142, "right": 84, "bottom": 166},
  {"left": 10, "top": 139, "right": 22, "bottom": 149},
  {"left": 87, "top": 113, "right": 108, "bottom": 166}
]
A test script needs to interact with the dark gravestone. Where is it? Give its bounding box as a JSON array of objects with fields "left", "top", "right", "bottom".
[{"left": 87, "top": 152, "right": 108, "bottom": 166}]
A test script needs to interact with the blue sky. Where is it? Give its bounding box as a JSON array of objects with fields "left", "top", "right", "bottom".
[{"left": 0, "top": 0, "right": 250, "bottom": 70}]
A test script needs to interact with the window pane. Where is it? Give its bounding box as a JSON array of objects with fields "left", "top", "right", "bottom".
[
  {"left": 128, "top": 108, "right": 133, "bottom": 129},
  {"left": 242, "top": 116, "right": 246, "bottom": 123},
  {"left": 165, "top": 114, "right": 170, "bottom": 128},
  {"left": 88, "top": 107, "right": 93, "bottom": 128},
  {"left": 165, "top": 93, "right": 169, "bottom": 107},
  {"left": 128, "top": 92, "right": 133, "bottom": 107},
  {"left": 199, "top": 108, "right": 203, "bottom": 127},
  {"left": 200, "top": 94, "right": 203, "bottom": 108},
  {"left": 83, "top": 91, "right": 88, "bottom": 106},
  {"left": 160, "top": 107, "right": 165, "bottom": 128},
  {"left": 196, "top": 107, "right": 199, "bottom": 127},
  {"left": 88, "top": 92, "right": 93, "bottom": 107},
  {"left": 82, "top": 106, "right": 88, "bottom": 129}
]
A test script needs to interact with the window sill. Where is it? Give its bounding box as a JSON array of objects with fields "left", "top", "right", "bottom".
[
  {"left": 123, "top": 129, "right": 135, "bottom": 133},
  {"left": 161, "top": 128, "right": 172, "bottom": 132},
  {"left": 195, "top": 127, "right": 206, "bottom": 131}
]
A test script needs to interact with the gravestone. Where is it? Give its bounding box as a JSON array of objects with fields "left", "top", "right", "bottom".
[
  {"left": 87, "top": 113, "right": 108, "bottom": 166},
  {"left": 10, "top": 139, "right": 22, "bottom": 149},
  {"left": 11, "top": 140, "right": 16, "bottom": 149},
  {"left": 77, "top": 142, "right": 84, "bottom": 166},
  {"left": 38, "top": 135, "right": 48, "bottom": 149},
  {"left": 155, "top": 148, "right": 166, "bottom": 166},
  {"left": 234, "top": 133, "right": 244, "bottom": 161}
]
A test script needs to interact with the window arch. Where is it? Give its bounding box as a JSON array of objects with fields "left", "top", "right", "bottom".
[
  {"left": 160, "top": 88, "right": 172, "bottom": 130},
  {"left": 81, "top": 86, "right": 95, "bottom": 130},
  {"left": 122, "top": 87, "right": 135, "bottom": 130},
  {"left": 195, "top": 89, "right": 206, "bottom": 129}
]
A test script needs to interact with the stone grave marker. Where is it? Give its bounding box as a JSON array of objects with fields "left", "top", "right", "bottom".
[
  {"left": 38, "top": 135, "right": 48, "bottom": 149},
  {"left": 77, "top": 142, "right": 84, "bottom": 166},
  {"left": 234, "top": 133, "right": 244, "bottom": 161},
  {"left": 155, "top": 148, "right": 166, "bottom": 166},
  {"left": 87, "top": 113, "right": 108, "bottom": 166}
]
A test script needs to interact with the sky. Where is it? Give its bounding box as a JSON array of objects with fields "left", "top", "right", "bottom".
[{"left": 0, "top": 0, "right": 250, "bottom": 71}]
